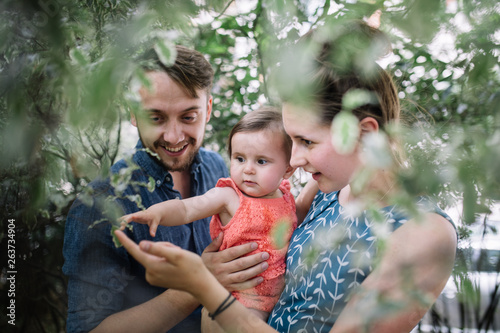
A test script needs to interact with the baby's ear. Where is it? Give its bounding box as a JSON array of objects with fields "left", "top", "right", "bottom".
[{"left": 283, "top": 165, "right": 296, "bottom": 179}]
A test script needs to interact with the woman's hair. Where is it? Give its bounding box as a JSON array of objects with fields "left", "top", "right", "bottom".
[
  {"left": 228, "top": 106, "right": 292, "bottom": 162},
  {"left": 306, "top": 20, "right": 400, "bottom": 129},
  {"left": 280, "top": 20, "right": 404, "bottom": 166}
]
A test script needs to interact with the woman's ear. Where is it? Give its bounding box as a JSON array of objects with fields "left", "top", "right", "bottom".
[{"left": 359, "top": 117, "right": 379, "bottom": 134}]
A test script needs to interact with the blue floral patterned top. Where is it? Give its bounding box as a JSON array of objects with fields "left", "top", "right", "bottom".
[{"left": 268, "top": 190, "right": 454, "bottom": 333}]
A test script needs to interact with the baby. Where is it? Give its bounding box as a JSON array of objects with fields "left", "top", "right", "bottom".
[{"left": 122, "top": 106, "right": 314, "bottom": 331}]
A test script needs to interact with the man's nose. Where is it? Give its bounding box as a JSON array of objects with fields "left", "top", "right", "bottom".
[{"left": 162, "top": 121, "right": 184, "bottom": 144}]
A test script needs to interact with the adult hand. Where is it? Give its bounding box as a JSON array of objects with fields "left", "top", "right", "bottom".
[
  {"left": 114, "top": 230, "right": 209, "bottom": 294},
  {"left": 202, "top": 232, "right": 269, "bottom": 292}
]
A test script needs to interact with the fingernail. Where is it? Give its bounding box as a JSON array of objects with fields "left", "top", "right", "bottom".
[
  {"left": 257, "top": 277, "right": 264, "bottom": 283},
  {"left": 140, "top": 241, "right": 151, "bottom": 251},
  {"left": 251, "top": 242, "right": 258, "bottom": 250},
  {"left": 261, "top": 252, "right": 269, "bottom": 260},
  {"left": 261, "top": 262, "right": 269, "bottom": 270}
]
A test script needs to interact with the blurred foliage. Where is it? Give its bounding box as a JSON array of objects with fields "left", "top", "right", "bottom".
[{"left": 0, "top": 0, "right": 499, "bottom": 331}]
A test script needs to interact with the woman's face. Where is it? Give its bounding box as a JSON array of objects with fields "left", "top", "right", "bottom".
[{"left": 282, "top": 103, "right": 362, "bottom": 194}]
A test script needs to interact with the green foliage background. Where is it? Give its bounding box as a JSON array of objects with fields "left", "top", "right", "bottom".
[{"left": 0, "top": 0, "right": 499, "bottom": 331}]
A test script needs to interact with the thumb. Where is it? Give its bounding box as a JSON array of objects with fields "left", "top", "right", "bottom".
[{"left": 204, "top": 232, "right": 223, "bottom": 253}]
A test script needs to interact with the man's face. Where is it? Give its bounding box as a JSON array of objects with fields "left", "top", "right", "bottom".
[{"left": 131, "top": 71, "right": 212, "bottom": 172}]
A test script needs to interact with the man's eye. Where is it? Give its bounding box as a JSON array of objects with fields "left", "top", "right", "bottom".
[
  {"left": 150, "top": 116, "right": 161, "bottom": 123},
  {"left": 183, "top": 115, "right": 197, "bottom": 122}
]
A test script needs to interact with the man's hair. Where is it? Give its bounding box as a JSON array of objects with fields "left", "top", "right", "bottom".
[
  {"left": 227, "top": 106, "right": 292, "bottom": 162},
  {"left": 139, "top": 45, "right": 214, "bottom": 98}
]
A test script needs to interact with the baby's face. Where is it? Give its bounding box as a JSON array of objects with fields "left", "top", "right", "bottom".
[{"left": 229, "top": 129, "right": 291, "bottom": 199}]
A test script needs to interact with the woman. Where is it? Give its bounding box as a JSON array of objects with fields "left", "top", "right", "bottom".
[{"left": 116, "top": 21, "right": 457, "bottom": 333}]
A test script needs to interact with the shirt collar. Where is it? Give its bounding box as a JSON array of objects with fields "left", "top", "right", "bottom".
[{"left": 132, "top": 140, "right": 204, "bottom": 187}]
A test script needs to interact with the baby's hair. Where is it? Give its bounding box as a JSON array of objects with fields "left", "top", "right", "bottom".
[{"left": 228, "top": 106, "right": 292, "bottom": 161}]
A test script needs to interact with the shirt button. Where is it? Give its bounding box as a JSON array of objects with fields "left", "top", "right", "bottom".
[
  {"left": 156, "top": 180, "right": 161, "bottom": 185},
  {"left": 166, "top": 176, "right": 171, "bottom": 182}
]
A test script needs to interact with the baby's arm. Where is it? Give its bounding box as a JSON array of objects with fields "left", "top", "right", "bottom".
[
  {"left": 121, "top": 187, "right": 239, "bottom": 237},
  {"left": 295, "top": 179, "right": 319, "bottom": 224}
]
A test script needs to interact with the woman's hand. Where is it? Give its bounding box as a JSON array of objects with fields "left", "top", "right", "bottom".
[
  {"left": 114, "top": 230, "right": 210, "bottom": 295},
  {"left": 202, "top": 232, "right": 270, "bottom": 292}
]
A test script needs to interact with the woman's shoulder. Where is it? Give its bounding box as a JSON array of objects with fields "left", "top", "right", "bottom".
[
  {"left": 389, "top": 197, "right": 458, "bottom": 254},
  {"left": 415, "top": 196, "right": 455, "bottom": 229}
]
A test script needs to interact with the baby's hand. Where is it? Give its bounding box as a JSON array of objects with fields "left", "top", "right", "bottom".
[{"left": 120, "top": 210, "right": 160, "bottom": 238}]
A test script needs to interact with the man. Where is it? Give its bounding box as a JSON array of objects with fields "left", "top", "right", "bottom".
[{"left": 63, "top": 45, "right": 268, "bottom": 332}]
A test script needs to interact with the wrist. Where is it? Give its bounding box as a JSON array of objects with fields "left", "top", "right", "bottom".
[{"left": 191, "top": 270, "right": 230, "bottom": 312}]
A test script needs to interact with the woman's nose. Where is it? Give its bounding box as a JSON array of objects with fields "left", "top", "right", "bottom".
[{"left": 290, "top": 145, "right": 306, "bottom": 168}]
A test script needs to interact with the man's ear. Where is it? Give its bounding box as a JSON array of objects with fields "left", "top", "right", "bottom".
[
  {"left": 206, "top": 95, "right": 213, "bottom": 122},
  {"left": 283, "top": 166, "right": 296, "bottom": 180},
  {"left": 130, "top": 112, "right": 138, "bottom": 127},
  {"left": 359, "top": 117, "right": 379, "bottom": 134}
]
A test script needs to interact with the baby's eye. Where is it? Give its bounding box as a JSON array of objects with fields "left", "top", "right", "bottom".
[
  {"left": 257, "top": 159, "right": 268, "bottom": 165},
  {"left": 302, "top": 139, "right": 313, "bottom": 147},
  {"left": 236, "top": 156, "right": 245, "bottom": 163}
]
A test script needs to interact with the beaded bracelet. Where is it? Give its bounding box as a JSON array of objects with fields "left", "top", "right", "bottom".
[{"left": 208, "top": 293, "right": 237, "bottom": 320}]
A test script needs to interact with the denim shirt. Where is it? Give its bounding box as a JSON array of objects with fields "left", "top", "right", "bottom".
[{"left": 63, "top": 140, "right": 228, "bottom": 333}]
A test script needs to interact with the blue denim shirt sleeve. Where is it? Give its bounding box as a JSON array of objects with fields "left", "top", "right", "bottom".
[{"left": 63, "top": 141, "right": 228, "bottom": 333}]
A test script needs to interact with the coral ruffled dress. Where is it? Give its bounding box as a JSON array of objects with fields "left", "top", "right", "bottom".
[{"left": 210, "top": 178, "right": 298, "bottom": 312}]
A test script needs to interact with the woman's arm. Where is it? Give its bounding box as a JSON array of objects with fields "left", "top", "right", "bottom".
[
  {"left": 115, "top": 230, "right": 278, "bottom": 333},
  {"left": 329, "top": 213, "right": 457, "bottom": 333},
  {"left": 295, "top": 179, "right": 319, "bottom": 224},
  {"left": 121, "top": 187, "right": 239, "bottom": 237}
]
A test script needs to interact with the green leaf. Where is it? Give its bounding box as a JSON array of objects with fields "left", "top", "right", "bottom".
[
  {"left": 154, "top": 39, "right": 177, "bottom": 67},
  {"left": 147, "top": 176, "right": 156, "bottom": 192},
  {"left": 330, "top": 111, "right": 360, "bottom": 155},
  {"left": 362, "top": 132, "right": 392, "bottom": 169},
  {"left": 270, "top": 218, "right": 293, "bottom": 249},
  {"left": 342, "top": 89, "right": 378, "bottom": 112},
  {"left": 111, "top": 223, "right": 133, "bottom": 248},
  {"left": 69, "top": 48, "right": 89, "bottom": 66},
  {"left": 111, "top": 225, "right": 123, "bottom": 247}
]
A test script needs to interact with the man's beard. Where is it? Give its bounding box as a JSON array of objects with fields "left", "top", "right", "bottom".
[
  {"left": 139, "top": 134, "right": 199, "bottom": 172},
  {"left": 156, "top": 137, "right": 198, "bottom": 172}
]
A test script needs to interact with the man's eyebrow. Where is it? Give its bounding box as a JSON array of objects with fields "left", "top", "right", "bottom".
[
  {"left": 144, "top": 106, "right": 201, "bottom": 113},
  {"left": 180, "top": 106, "right": 201, "bottom": 113}
]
